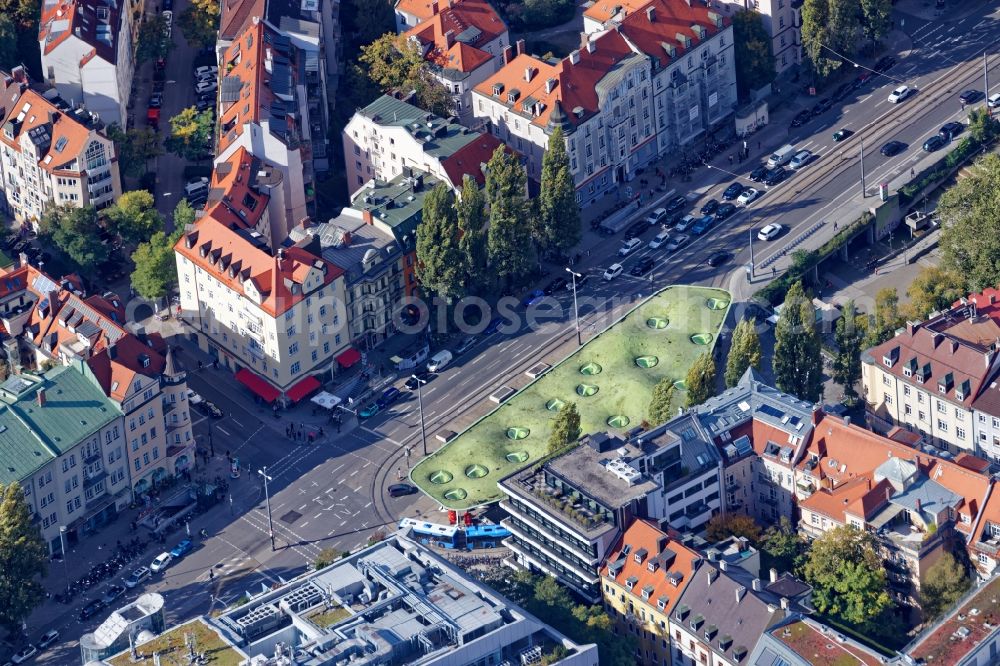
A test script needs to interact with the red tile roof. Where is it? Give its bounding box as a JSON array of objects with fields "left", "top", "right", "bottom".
[
  {"left": 440, "top": 133, "right": 505, "bottom": 186},
  {"left": 39, "top": 0, "right": 125, "bottom": 64},
  {"left": 0, "top": 86, "right": 95, "bottom": 176},
  {"left": 615, "top": 0, "right": 729, "bottom": 68},
  {"left": 203, "top": 146, "right": 270, "bottom": 231},
  {"left": 219, "top": 0, "right": 265, "bottom": 41},
  {"left": 799, "top": 476, "right": 893, "bottom": 524},
  {"left": 395, "top": 0, "right": 437, "bottom": 23},
  {"left": 405, "top": 0, "right": 506, "bottom": 75}
]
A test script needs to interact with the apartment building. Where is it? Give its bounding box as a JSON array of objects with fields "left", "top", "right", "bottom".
[
  {"left": 904, "top": 574, "right": 1000, "bottom": 666},
  {"left": 0, "top": 262, "right": 196, "bottom": 498},
  {"left": 174, "top": 215, "right": 350, "bottom": 403},
  {"left": 862, "top": 299, "right": 1000, "bottom": 455},
  {"left": 404, "top": 0, "right": 509, "bottom": 123},
  {"left": 207, "top": 530, "right": 599, "bottom": 666},
  {"left": 671, "top": 563, "right": 812, "bottom": 666},
  {"left": 38, "top": 0, "right": 137, "bottom": 127},
  {"left": 0, "top": 69, "right": 120, "bottom": 227},
  {"left": 0, "top": 365, "right": 127, "bottom": 555},
  {"left": 748, "top": 615, "right": 887, "bottom": 666},
  {"left": 707, "top": 0, "right": 802, "bottom": 75},
  {"left": 600, "top": 519, "right": 701, "bottom": 666},
  {"left": 473, "top": 0, "right": 736, "bottom": 203},
  {"left": 343, "top": 94, "right": 504, "bottom": 195},
  {"left": 395, "top": 0, "right": 435, "bottom": 31},
  {"left": 289, "top": 170, "right": 425, "bottom": 351}
]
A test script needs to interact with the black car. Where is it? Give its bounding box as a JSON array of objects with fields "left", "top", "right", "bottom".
[
  {"left": 404, "top": 371, "right": 432, "bottom": 391},
  {"left": 923, "top": 134, "right": 947, "bottom": 152},
  {"left": 715, "top": 202, "right": 737, "bottom": 221},
  {"left": 707, "top": 250, "right": 733, "bottom": 267},
  {"left": 626, "top": 221, "right": 649, "bottom": 238},
  {"left": 543, "top": 277, "right": 568, "bottom": 295},
  {"left": 199, "top": 401, "right": 223, "bottom": 418},
  {"left": 939, "top": 121, "right": 964, "bottom": 139},
  {"left": 630, "top": 257, "right": 655, "bottom": 277},
  {"left": 700, "top": 199, "right": 719, "bottom": 215},
  {"left": 812, "top": 98, "right": 833, "bottom": 115},
  {"left": 568, "top": 273, "right": 591, "bottom": 290},
  {"left": 880, "top": 140, "right": 907, "bottom": 157},
  {"left": 763, "top": 168, "right": 787, "bottom": 186},
  {"left": 388, "top": 483, "right": 417, "bottom": 497},
  {"left": 722, "top": 182, "right": 744, "bottom": 200},
  {"left": 148, "top": 93, "right": 163, "bottom": 108},
  {"left": 749, "top": 165, "right": 769, "bottom": 182},
  {"left": 959, "top": 89, "right": 982, "bottom": 104},
  {"left": 79, "top": 599, "right": 106, "bottom": 621},
  {"left": 832, "top": 82, "right": 853, "bottom": 102},
  {"left": 664, "top": 195, "right": 687, "bottom": 212},
  {"left": 664, "top": 211, "right": 686, "bottom": 228},
  {"left": 790, "top": 109, "right": 811, "bottom": 128},
  {"left": 874, "top": 56, "right": 896, "bottom": 73}
]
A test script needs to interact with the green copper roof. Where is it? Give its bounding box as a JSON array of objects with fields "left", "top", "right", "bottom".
[
  {"left": 359, "top": 95, "right": 479, "bottom": 160},
  {"left": 0, "top": 365, "right": 122, "bottom": 485},
  {"left": 351, "top": 169, "right": 444, "bottom": 247}
]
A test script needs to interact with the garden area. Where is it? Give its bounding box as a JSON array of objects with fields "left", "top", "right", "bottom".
[
  {"left": 107, "top": 619, "right": 246, "bottom": 666},
  {"left": 412, "top": 285, "right": 731, "bottom": 510}
]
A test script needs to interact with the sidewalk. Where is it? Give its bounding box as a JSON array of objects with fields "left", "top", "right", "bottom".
[{"left": 893, "top": 0, "right": 992, "bottom": 23}]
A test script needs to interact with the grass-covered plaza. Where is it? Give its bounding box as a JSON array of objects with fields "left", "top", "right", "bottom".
[{"left": 411, "top": 285, "right": 731, "bottom": 510}]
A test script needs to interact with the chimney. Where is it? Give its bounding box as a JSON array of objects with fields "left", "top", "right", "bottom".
[
  {"left": 18, "top": 251, "right": 28, "bottom": 268},
  {"left": 108, "top": 340, "right": 117, "bottom": 360},
  {"left": 916, "top": 498, "right": 922, "bottom": 512},
  {"left": 516, "top": 38, "right": 525, "bottom": 55},
  {"left": 719, "top": 559, "right": 728, "bottom": 571},
  {"left": 843, "top": 415, "right": 851, "bottom": 427},
  {"left": 885, "top": 486, "right": 891, "bottom": 502},
  {"left": 752, "top": 578, "right": 763, "bottom": 592},
  {"left": 735, "top": 585, "right": 746, "bottom": 603},
  {"left": 812, "top": 404, "right": 822, "bottom": 425},
  {"left": 431, "top": 0, "right": 439, "bottom": 13},
  {"left": 780, "top": 597, "right": 790, "bottom": 610},
  {"left": 37, "top": 389, "right": 46, "bottom": 407},
  {"left": 646, "top": 5, "right": 655, "bottom": 21},
  {"left": 586, "top": 39, "right": 596, "bottom": 54},
  {"left": 524, "top": 66, "right": 535, "bottom": 82},
  {"left": 544, "top": 77, "right": 557, "bottom": 94},
  {"left": 502, "top": 45, "right": 514, "bottom": 65},
  {"left": 445, "top": 29, "right": 455, "bottom": 47},
  {"left": 769, "top": 568, "right": 778, "bottom": 583},
  {"left": 568, "top": 50, "right": 580, "bottom": 65}
]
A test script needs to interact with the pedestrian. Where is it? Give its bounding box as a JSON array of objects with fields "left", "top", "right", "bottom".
[
  {"left": 833, "top": 221, "right": 838, "bottom": 231},
  {"left": 910, "top": 168, "right": 915, "bottom": 177},
  {"left": 772, "top": 267, "right": 776, "bottom": 277},
  {"left": 757, "top": 141, "right": 761, "bottom": 150},
  {"left": 728, "top": 155, "right": 733, "bottom": 165}
]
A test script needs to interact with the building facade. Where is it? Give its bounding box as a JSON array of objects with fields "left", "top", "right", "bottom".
[{"left": 707, "top": 0, "right": 802, "bottom": 75}]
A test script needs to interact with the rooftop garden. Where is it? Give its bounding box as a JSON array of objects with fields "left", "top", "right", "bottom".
[
  {"left": 412, "top": 285, "right": 730, "bottom": 509},
  {"left": 776, "top": 620, "right": 882, "bottom": 666},
  {"left": 307, "top": 605, "right": 351, "bottom": 629},
  {"left": 107, "top": 619, "right": 245, "bottom": 666},
  {"left": 909, "top": 576, "right": 1000, "bottom": 664}
]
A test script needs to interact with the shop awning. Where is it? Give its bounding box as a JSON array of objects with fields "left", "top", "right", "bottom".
[
  {"left": 286, "top": 376, "right": 321, "bottom": 403},
  {"left": 235, "top": 368, "right": 281, "bottom": 403},
  {"left": 336, "top": 347, "right": 362, "bottom": 368},
  {"left": 311, "top": 391, "right": 342, "bottom": 410}
]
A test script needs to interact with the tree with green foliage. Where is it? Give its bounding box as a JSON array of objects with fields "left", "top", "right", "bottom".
[
  {"left": 902, "top": 266, "right": 965, "bottom": 321},
  {"left": 358, "top": 33, "right": 453, "bottom": 117},
  {"left": 801, "top": 0, "right": 860, "bottom": 78},
  {"left": 832, "top": 300, "right": 863, "bottom": 404},
  {"left": 415, "top": 183, "right": 463, "bottom": 316},
  {"left": 761, "top": 516, "right": 807, "bottom": 573},
  {"left": 107, "top": 125, "right": 163, "bottom": 179},
  {"left": 647, "top": 378, "right": 675, "bottom": 426},
  {"left": 0, "top": 0, "right": 38, "bottom": 31},
  {"left": 136, "top": 15, "right": 173, "bottom": 64},
  {"left": 705, "top": 513, "right": 761, "bottom": 544},
  {"left": 967, "top": 107, "right": 1000, "bottom": 145},
  {"left": 40, "top": 205, "right": 107, "bottom": 272},
  {"left": 802, "top": 525, "right": 892, "bottom": 625},
  {"left": 106, "top": 190, "right": 164, "bottom": 245},
  {"left": 131, "top": 230, "right": 183, "bottom": 301},
  {"left": 732, "top": 10, "right": 775, "bottom": 98},
  {"left": 725, "top": 318, "right": 762, "bottom": 387},
  {"left": 773, "top": 281, "right": 824, "bottom": 402},
  {"left": 685, "top": 351, "right": 717, "bottom": 408},
  {"left": 939, "top": 154, "right": 1000, "bottom": 291},
  {"left": 0, "top": 482, "right": 47, "bottom": 633},
  {"left": 548, "top": 402, "right": 580, "bottom": 454},
  {"left": 485, "top": 146, "right": 536, "bottom": 292},
  {"left": 313, "top": 547, "right": 344, "bottom": 570},
  {"left": 343, "top": 0, "right": 395, "bottom": 46},
  {"left": 165, "top": 107, "right": 214, "bottom": 162},
  {"left": 0, "top": 14, "right": 18, "bottom": 72},
  {"left": 860, "top": 0, "right": 892, "bottom": 50},
  {"left": 864, "top": 287, "right": 903, "bottom": 349},
  {"left": 172, "top": 198, "right": 197, "bottom": 229},
  {"left": 537, "top": 127, "right": 581, "bottom": 255},
  {"left": 178, "top": 0, "right": 220, "bottom": 50},
  {"left": 457, "top": 175, "right": 489, "bottom": 295},
  {"left": 920, "top": 551, "right": 970, "bottom": 620}
]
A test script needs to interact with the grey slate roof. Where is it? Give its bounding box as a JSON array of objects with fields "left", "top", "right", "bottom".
[
  {"left": 359, "top": 95, "right": 480, "bottom": 160},
  {"left": 889, "top": 476, "right": 962, "bottom": 516}
]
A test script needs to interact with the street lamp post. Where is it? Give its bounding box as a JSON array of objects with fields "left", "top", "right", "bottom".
[
  {"left": 859, "top": 134, "right": 867, "bottom": 197},
  {"left": 412, "top": 375, "right": 428, "bottom": 456},
  {"left": 565, "top": 267, "right": 582, "bottom": 346},
  {"left": 257, "top": 467, "right": 275, "bottom": 551},
  {"left": 748, "top": 226, "right": 755, "bottom": 279},
  {"left": 58, "top": 526, "right": 69, "bottom": 591}
]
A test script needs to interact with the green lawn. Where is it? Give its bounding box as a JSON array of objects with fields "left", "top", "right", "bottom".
[
  {"left": 412, "top": 285, "right": 731, "bottom": 509},
  {"left": 107, "top": 619, "right": 246, "bottom": 666}
]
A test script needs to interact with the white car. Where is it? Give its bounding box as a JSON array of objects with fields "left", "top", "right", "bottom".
[
  {"left": 644, "top": 207, "right": 667, "bottom": 225},
  {"left": 789, "top": 150, "right": 812, "bottom": 170},
  {"left": 674, "top": 214, "right": 696, "bottom": 232},
  {"left": 664, "top": 233, "right": 688, "bottom": 251},
  {"left": 737, "top": 188, "right": 761, "bottom": 206},
  {"left": 757, "top": 223, "right": 784, "bottom": 241},
  {"left": 603, "top": 263, "right": 623, "bottom": 281},
  {"left": 989, "top": 93, "right": 1000, "bottom": 109},
  {"left": 194, "top": 65, "right": 218, "bottom": 78},
  {"left": 618, "top": 237, "right": 642, "bottom": 256},
  {"left": 185, "top": 389, "right": 203, "bottom": 405},
  {"left": 150, "top": 552, "right": 172, "bottom": 573},
  {"left": 195, "top": 80, "right": 217, "bottom": 95},
  {"left": 888, "top": 85, "right": 912, "bottom": 103},
  {"left": 11, "top": 646, "right": 37, "bottom": 664},
  {"left": 124, "top": 566, "right": 151, "bottom": 588},
  {"left": 648, "top": 230, "right": 670, "bottom": 249}
]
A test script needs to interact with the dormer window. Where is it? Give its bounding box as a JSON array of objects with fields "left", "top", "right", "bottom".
[
  {"left": 625, "top": 576, "right": 638, "bottom": 590},
  {"left": 883, "top": 346, "right": 899, "bottom": 367},
  {"left": 647, "top": 560, "right": 659, "bottom": 573},
  {"left": 656, "top": 596, "right": 668, "bottom": 610},
  {"left": 641, "top": 585, "right": 653, "bottom": 600},
  {"left": 633, "top": 548, "right": 647, "bottom": 564}
]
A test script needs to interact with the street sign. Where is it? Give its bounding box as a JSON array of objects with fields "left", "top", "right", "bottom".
[{"left": 809, "top": 86, "right": 816, "bottom": 96}]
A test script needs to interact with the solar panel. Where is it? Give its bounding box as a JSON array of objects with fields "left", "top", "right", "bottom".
[
  {"left": 758, "top": 404, "right": 785, "bottom": 420},
  {"left": 732, "top": 435, "right": 752, "bottom": 456}
]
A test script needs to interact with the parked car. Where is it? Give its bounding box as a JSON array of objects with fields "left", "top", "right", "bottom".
[
  {"left": 832, "top": 128, "right": 852, "bottom": 142},
  {"left": 700, "top": 199, "right": 719, "bottom": 215},
  {"left": 664, "top": 195, "right": 687, "bottom": 212},
  {"left": 959, "top": 89, "right": 982, "bottom": 104},
  {"left": 358, "top": 403, "right": 380, "bottom": 419},
  {"left": 707, "top": 250, "right": 732, "bottom": 267},
  {"left": 763, "top": 168, "right": 787, "bottom": 186},
  {"left": 124, "top": 567, "right": 150, "bottom": 589},
  {"left": 79, "top": 599, "right": 106, "bottom": 621},
  {"left": 722, "top": 182, "right": 744, "bottom": 200},
  {"left": 625, "top": 221, "right": 649, "bottom": 238},
  {"left": 811, "top": 97, "right": 833, "bottom": 115},
  {"left": 887, "top": 85, "right": 913, "bottom": 103},
  {"left": 923, "top": 134, "right": 947, "bottom": 152},
  {"left": 404, "top": 371, "right": 432, "bottom": 390},
  {"left": 648, "top": 230, "right": 670, "bottom": 249},
  {"left": 691, "top": 215, "right": 715, "bottom": 235},
  {"left": 482, "top": 316, "right": 505, "bottom": 335},
  {"left": 543, "top": 277, "right": 567, "bottom": 295},
  {"left": 789, "top": 150, "right": 813, "bottom": 170},
  {"left": 148, "top": 92, "right": 163, "bottom": 108},
  {"left": 674, "top": 214, "right": 696, "bottom": 232},
  {"left": 150, "top": 552, "right": 172, "bottom": 573},
  {"left": 200, "top": 401, "right": 223, "bottom": 418},
  {"left": 757, "top": 223, "right": 784, "bottom": 241},
  {"left": 630, "top": 257, "right": 655, "bottom": 276},
  {"left": 939, "top": 121, "right": 964, "bottom": 139},
  {"left": 714, "top": 202, "right": 736, "bottom": 221},
  {"left": 388, "top": 484, "right": 417, "bottom": 497},
  {"left": 749, "top": 165, "right": 768, "bottom": 182},
  {"left": 376, "top": 387, "right": 402, "bottom": 409},
  {"left": 874, "top": 55, "right": 896, "bottom": 72},
  {"left": 521, "top": 289, "right": 545, "bottom": 307},
  {"left": 603, "top": 263, "right": 623, "bottom": 281},
  {"left": 194, "top": 65, "right": 219, "bottom": 78},
  {"left": 195, "top": 80, "right": 217, "bottom": 95},
  {"left": 618, "top": 237, "right": 642, "bottom": 256},
  {"left": 455, "top": 336, "right": 477, "bottom": 355},
  {"left": 989, "top": 93, "right": 1000, "bottom": 109},
  {"left": 737, "top": 188, "right": 762, "bottom": 206},
  {"left": 36, "top": 631, "right": 59, "bottom": 651},
  {"left": 427, "top": 350, "right": 452, "bottom": 373},
  {"left": 102, "top": 584, "right": 126, "bottom": 605},
  {"left": 185, "top": 389, "right": 203, "bottom": 404},
  {"left": 169, "top": 539, "right": 194, "bottom": 559},
  {"left": 645, "top": 207, "right": 668, "bottom": 225},
  {"left": 880, "top": 140, "right": 907, "bottom": 156},
  {"left": 790, "top": 109, "right": 811, "bottom": 128},
  {"left": 664, "top": 233, "right": 688, "bottom": 251},
  {"left": 10, "top": 646, "right": 37, "bottom": 664}
]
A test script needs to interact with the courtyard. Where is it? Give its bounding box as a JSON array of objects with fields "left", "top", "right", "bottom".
[{"left": 412, "top": 285, "right": 732, "bottom": 510}]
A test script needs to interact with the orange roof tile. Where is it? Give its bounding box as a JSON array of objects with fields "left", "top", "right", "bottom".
[
  {"left": 616, "top": 0, "right": 730, "bottom": 67},
  {"left": 800, "top": 476, "right": 893, "bottom": 524},
  {"left": 203, "top": 146, "right": 270, "bottom": 231},
  {"left": 0, "top": 88, "right": 94, "bottom": 175},
  {"left": 395, "top": 0, "right": 437, "bottom": 23},
  {"left": 405, "top": 0, "right": 506, "bottom": 73},
  {"left": 440, "top": 133, "right": 505, "bottom": 186},
  {"left": 39, "top": 0, "right": 125, "bottom": 64},
  {"left": 219, "top": 0, "right": 265, "bottom": 40}
]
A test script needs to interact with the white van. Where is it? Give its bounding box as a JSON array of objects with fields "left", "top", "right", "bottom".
[
  {"left": 766, "top": 144, "right": 796, "bottom": 169},
  {"left": 184, "top": 177, "right": 208, "bottom": 197},
  {"left": 427, "top": 350, "right": 453, "bottom": 373}
]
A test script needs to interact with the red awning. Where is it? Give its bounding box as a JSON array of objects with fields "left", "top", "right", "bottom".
[
  {"left": 286, "top": 376, "right": 321, "bottom": 403},
  {"left": 234, "top": 368, "right": 281, "bottom": 403},
  {"left": 336, "top": 347, "right": 362, "bottom": 368}
]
